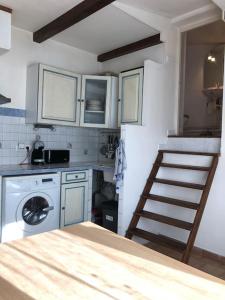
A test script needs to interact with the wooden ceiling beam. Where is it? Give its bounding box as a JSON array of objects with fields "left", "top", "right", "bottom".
[
  {"left": 33, "top": 0, "right": 115, "bottom": 43},
  {"left": 98, "top": 33, "right": 162, "bottom": 62}
]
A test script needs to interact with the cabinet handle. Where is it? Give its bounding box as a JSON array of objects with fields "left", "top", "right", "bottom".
[
  {"left": 118, "top": 99, "right": 121, "bottom": 102},
  {"left": 62, "top": 206, "right": 65, "bottom": 210}
]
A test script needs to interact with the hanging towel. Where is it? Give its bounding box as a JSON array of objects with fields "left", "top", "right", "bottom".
[{"left": 113, "top": 139, "right": 127, "bottom": 194}]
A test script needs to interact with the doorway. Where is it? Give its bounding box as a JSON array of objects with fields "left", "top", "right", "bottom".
[{"left": 179, "top": 20, "right": 224, "bottom": 137}]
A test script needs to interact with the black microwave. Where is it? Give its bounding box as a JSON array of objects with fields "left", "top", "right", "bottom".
[{"left": 44, "top": 150, "right": 70, "bottom": 164}]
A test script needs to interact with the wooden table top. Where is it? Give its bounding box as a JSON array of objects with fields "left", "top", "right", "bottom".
[{"left": 0, "top": 222, "right": 224, "bottom": 300}]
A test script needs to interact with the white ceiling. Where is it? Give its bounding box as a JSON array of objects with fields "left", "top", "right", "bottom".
[
  {"left": 0, "top": 0, "right": 158, "bottom": 54},
  {"left": 118, "top": 0, "right": 213, "bottom": 18},
  {"left": 54, "top": 5, "right": 158, "bottom": 54},
  {"left": 0, "top": 0, "right": 215, "bottom": 54}
]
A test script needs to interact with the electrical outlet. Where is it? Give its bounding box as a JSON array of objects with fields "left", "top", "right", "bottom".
[
  {"left": 17, "top": 143, "right": 31, "bottom": 151},
  {"left": 17, "top": 143, "right": 25, "bottom": 150}
]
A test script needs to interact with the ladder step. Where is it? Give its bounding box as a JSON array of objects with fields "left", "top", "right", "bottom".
[
  {"left": 129, "top": 228, "right": 187, "bottom": 250},
  {"left": 136, "top": 211, "right": 193, "bottom": 230},
  {"left": 154, "top": 178, "right": 205, "bottom": 190},
  {"left": 146, "top": 194, "right": 199, "bottom": 209},
  {"left": 160, "top": 163, "right": 210, "bottom": 171},
  {"left": 159, "top": 150, "right": 219, "bottom": 157}
]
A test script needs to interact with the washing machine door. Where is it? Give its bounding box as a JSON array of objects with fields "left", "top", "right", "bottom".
[{"left": 16, "top": 192, "right": 54, "bottom": 233}]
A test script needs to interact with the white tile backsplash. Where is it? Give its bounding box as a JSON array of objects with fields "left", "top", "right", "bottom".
[{"left": 0, "top": 116, "right": 100, "bottom": 165}]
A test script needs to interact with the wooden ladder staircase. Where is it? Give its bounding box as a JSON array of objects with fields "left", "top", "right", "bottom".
[{"left": 126, "top": 150, "right": 219, "bottom": 263}]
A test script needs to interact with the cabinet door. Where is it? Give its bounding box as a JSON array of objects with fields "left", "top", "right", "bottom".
[
  {"left": 60, "top": 182, "right": 88, "bottom": 227},
  {"left": 118, "top": 68, "right": 144, "bottom": 126},
  {"left": 80, "top": 75, "right": 111, "bottom": 128},
  {"left": 38, "top": 65, "right": 81, "bottom": 126}
]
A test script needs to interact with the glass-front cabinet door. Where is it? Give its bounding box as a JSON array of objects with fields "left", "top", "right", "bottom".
[
  {"left": 80, "top": 75, "right": 111, "bottom": 128},
  {"left": 38, "top": 65, "right": 81, "bottom": 127},
  {"left": 118, "top": 68, "right": 144, "bottom": 126}
]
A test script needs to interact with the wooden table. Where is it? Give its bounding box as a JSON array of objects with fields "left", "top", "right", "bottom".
[{"left": 0, "top": 222, "right": 224, "bottom": 299}]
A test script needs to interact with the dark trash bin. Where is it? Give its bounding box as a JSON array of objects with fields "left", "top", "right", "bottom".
[{"left": 102, "top": 200, "right": 118, "bottom": 233}]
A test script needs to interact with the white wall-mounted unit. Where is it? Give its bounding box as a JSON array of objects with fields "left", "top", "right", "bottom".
[
  {"left": 26, "top": 64, "right": 118, "bottom": 129},
  {"left": 118, "top": 68, "right": 144, "bottom": 126},
  {"left": 0, "top": 8, "right": 11, "bottom": 51}
]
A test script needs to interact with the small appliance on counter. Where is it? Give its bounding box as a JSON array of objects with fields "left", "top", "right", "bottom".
[
  {"left": 44, "top": 150, "right": 70, "bottom": 164},
  {"left": 31, "top": 135, "right": 70, "bottom": 165},
  {"left": 31, "top": 135, "right": 45, "bottom": 165}
]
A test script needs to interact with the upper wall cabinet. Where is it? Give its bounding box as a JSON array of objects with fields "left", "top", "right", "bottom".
[
  {"left": 80, "top": 75, "right": 118, "bottom": 129},
  {"left": 26, "top": 64, "right": 81, "bottom": 127},
  {"left": 26, "top": 64, "right": 118, "bottom": 129},
  {"left": 118, "top": 68, "right": 144, "bottom": 126}
]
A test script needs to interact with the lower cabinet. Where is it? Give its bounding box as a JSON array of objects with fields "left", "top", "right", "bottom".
[{"left": 60, "top": 181, "right": 88, "bottom": 228}]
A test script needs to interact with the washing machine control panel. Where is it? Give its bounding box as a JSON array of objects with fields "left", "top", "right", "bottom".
[{"left": 4, "top": 174, "right": 60, "bottom": 193}]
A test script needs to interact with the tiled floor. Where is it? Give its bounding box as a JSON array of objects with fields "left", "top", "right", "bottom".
[{"left": 146, "top": 242, "right": 225, "bottom": 281}]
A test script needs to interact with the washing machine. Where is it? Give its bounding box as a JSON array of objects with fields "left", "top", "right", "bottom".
[{"left": 1, "top": 173, "right": 60, "bottom": 243}]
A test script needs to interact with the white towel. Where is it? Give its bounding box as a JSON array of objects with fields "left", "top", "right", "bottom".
[{"left": 113, "top": 139, "right": 127, "bottom": 194}]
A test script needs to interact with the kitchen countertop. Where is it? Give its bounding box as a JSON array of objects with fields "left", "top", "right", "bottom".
[{"left": 0, "top": 161, "right": 115, "bottom": 176}]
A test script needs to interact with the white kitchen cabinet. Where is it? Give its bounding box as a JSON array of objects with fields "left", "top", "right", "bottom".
[
  {"left": 26, "top": 64, "right": 118, "bottom": 129},
  {"left": 118, "top": 68, "right": 144, "bottom": 126},
  {"left": 26, "top": 64, "right": 81, "bottom": 127},
  {"left": 80, "top": 75, "right": 118, "bottom": 128},
  {"left": 60, "top": 181, "right": 88, "bottom": 227}
]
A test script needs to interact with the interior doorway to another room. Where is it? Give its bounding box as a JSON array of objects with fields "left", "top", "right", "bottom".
[{"left": 179, "top": 20, "right": 224, "bottom": 137}]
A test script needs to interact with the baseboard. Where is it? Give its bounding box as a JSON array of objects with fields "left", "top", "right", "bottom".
[
  {"left": 145, "top": 241, "right": 225, "bottom": 263},
  {"left": 192, "top": 247, "right": 225, "bottom": 264}
]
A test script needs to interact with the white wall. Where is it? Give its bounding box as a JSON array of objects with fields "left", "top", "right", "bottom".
[
  {"left": 107, "top": 6, "right": 180, "bottom": 237},
  {"left": 0, "top": 27, "right": 101, "bottom": 109},
  {"left": 118, "top": 56, "right": 179, "bottom": 236},
  {"left": 201, "top": 59, "right": 225, "bottom": 255},
  {"left": 111, "top": 4, "right": 225, "bottom": 258},
  {"left": 118, "top": 51, "right": 225, "bottom": 256},
  {"left": 102, "top": 45, "right": 165, "bottom": 74},
  {"left": 116, "top": 26, "right": 225, "bottom": 257},
  {"left": 146, "top": 138, "right": 224, "bottom": 255}
]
